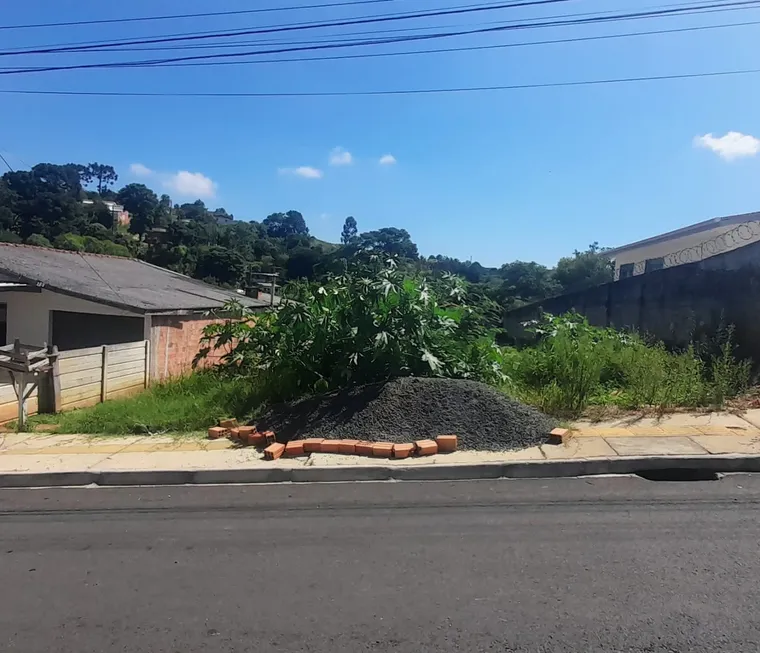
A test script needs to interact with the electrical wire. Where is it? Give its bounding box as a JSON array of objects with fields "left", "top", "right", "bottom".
[
  {"left": 0, "top": 0, "right": 399, "bottom": 30},
  {"left": 0, "top": 0, "right": 577, "bottom": 57},
  {"left": 0, "top": 67, "right": 757, "bottom": 97},
  {"left": 2, "top": 1, "right": 758, "bottom": 76},
  {"left": 9, "top": 0, "right": 734, "bottom": 54}
]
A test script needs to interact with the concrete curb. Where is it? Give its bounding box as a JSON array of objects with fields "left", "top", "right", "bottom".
[{"left": 2, "top": 454, "right": 760, "bottom": 488}]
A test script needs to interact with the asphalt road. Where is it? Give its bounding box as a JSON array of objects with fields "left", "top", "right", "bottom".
[{"left": 2, "top": 477, "right": 760, "bottom": 652}]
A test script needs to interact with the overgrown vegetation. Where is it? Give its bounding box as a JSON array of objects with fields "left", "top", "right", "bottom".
[
  {"left": 507, "top": 313, "right": 752, "bottom": 416},
  {"left": 199, "top": 255, "right": 506, "bottom": 402},
  {"left": 27, "top": 372, "right": 259, "bottom": 435}
]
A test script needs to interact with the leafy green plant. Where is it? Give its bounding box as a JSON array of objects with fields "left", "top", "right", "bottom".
[{"left": 198, "top": 256, "right": 506, "bottom": 401}]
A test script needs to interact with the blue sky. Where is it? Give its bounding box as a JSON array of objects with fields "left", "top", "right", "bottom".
[{"left": 0, "top": 0, "right": 758, "bottom": 267}]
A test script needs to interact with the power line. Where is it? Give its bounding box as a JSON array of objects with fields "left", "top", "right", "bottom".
[
  {"left": 75, "top": 19, "right": 760, "bottom": 70},
  {"left": 2, "top": 1, "right": 758, "bottom": 75},
  {"left": 7, "top": 0, "right": 730, "bottom": 54},
  {"left": 0, "top": 152, "right": 13, "bottom": 172},
  {"left": 1, "top": 67, "right": 758, "bottom": 97},
  {"left": 0, "top": 0, "right": 398, "bottom": 30},
  {"left": 0, "top": 0, "right": 576, "bottom": 57},
  {"left": 1, "top": 18, "right": 754, "bottom": 72}
]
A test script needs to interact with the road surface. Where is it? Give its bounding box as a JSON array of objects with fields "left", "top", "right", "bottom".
[{"left": 2, "top": 477, "right": 760, "bottom": 652}]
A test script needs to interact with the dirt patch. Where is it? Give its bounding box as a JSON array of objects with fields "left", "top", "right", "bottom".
[{"left": 256, "top": 377, "right": 557, "bottom": 451}]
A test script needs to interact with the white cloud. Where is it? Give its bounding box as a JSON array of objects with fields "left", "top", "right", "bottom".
[
  {"left": 379, "top": 154, "right": 397, "bottom": 166},
  {"left": 279, "top": 166, "right": 323, "bottom": 179},
  {"left": 128, "top": 163, "right": 217, "bottom": 198},
  {"left": 329, "top": 147, "right": 353, "bottom": 166},
  {"left": 129, "top": 162, "right": 153, "bottom": 177},
  {"left": 163, "top": 171, "right": 218, "bottom": 198},
  {"left": 694, "top": 131, "right": 760, "bottom": 161}
]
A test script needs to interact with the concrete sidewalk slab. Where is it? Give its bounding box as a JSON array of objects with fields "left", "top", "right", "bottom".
[
  {"left": 691, "top": 435, "right": 760, "bottom": 455},
  {"left": 541, "top": 438, "right": 618, "bottom": 459},
  {"left": 605, "top": 436, "right": 709, "bottom": 456}
]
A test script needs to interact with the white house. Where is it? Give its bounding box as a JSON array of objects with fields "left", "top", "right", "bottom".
[{"left": 607, "top": 210, "right": 760, "bottom": 280}]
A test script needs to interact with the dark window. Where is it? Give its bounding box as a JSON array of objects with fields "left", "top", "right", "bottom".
[
  {"left": 618, "top": 263, "right": 634, "bottom": 279},
  {"left": 51, "top": 311, "right": 144, "bottom": 350},
  {"left": 645, "top": 257, "right": 664, "bottom": 273}
]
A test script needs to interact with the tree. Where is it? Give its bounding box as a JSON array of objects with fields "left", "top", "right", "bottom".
[
  {"left": 117, "top": 183, "right": 159, "bottom": 237},
  {"left": 286, "top": 246, "right": 321, "bottom": 280},
  {"left": 554, "top": 242, "right": 614, "bottom": 292},
  {"left": 178, "top": 200, "right": 210, "bottom": 223},
  {"left": 263, "top": 210, "right": 309, "bottom": 238},
  {"left": 85, "top": 163, "right": 118, "bottom": 194},
  {"left": 341, "top": 216, "right": 358, "bottom": 244},
  {"left": 497, "top": 261, "right": 560, "bottom": 305},
  {"left": 358, "top": 227, "right": 418, "bottom": 259}
]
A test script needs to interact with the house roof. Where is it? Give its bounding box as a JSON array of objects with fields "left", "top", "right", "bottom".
[
  {"left": 605, "top": 210, "right": 760, "bottom": 257},
  {"left": 0, "top": 243, "right": 275, "bottom": 314}
]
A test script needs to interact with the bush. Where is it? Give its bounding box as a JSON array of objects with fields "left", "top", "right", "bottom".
[
  {"left": 198, "top": 256, "right": 506, "bottom": 402},
  {"left": 506, "top": 313, "right": 752, "bottom": 416},
  {"left": 25, "top": 233, "right": 52, "bottom": 248}
]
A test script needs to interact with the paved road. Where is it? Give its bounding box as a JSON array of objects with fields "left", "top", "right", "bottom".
[{"left": 2, "top": 477, "right": 760, "bottom": 652}]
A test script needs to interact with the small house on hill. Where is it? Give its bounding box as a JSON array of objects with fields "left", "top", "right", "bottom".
[{"left": 0, "top": 243, "right": 274, "bottom": 381}]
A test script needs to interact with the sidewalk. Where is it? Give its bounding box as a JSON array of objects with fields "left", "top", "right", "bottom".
[{"left": 2, "top": 410, "right": 760, "bottom": 486}]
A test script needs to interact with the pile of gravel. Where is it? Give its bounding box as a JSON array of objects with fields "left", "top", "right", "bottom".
[{"left": 256, "top": 377, "right": 556, "bottom": 451}]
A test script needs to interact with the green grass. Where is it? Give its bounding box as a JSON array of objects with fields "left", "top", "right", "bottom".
[{"left": 25, "top": 372, "right": 262, "bottom": 435}]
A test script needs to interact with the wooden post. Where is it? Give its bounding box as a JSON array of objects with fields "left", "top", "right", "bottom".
[
  {"left": 100, "top": 345, "right": 109, "bottom": 403},
  {"left": 50, "top": 345, "right": 61, "bottom": 414},
  {"left": 144, "top": 340, "right": 150, "bottom": 388}
]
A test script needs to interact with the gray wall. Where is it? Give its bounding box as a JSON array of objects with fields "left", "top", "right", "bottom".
[{"left": 504, "top": 239, "right": 760, "bottom": 360}]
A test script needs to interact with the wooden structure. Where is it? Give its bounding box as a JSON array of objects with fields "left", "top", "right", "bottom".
[
  {"left": 0, "top": 340, "right": 57, "bottom": 430},
  {"left": 0, "top": 340, "right": 150, "bottom": 428},
  {"left": 56, "top": 341, "right": 150, "bottom": 412}
]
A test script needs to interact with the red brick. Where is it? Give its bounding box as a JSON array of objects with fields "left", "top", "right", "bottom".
[
  {"left": 338, "top": 439, "right": 359, "bottom": 455},
  {"left": 284, "top": 441, "right": 306, "bottom": 457},
  {"left": 302, "top": 438, "right": 324, "bottom": 453},
  {"left": 393, "top": 443, "right": 415, "bottom": 459},
  {"left": 547, "top": 427, "right": 571, "bottom": 445},
  {"left": 435, "top": 435, "right": 457, "bottom": 453},
  {"left": 321, "top": 440, "right": 342, "bottom": 454},
  {"left": 355, "top": 441, "right": 374, "bottom": 456},
  {"left": 238, "top": 426, "right": 256, "bottom": 439},
  {"left": 248, "top": 431, "right": 266, "bottom": 447},
  {"left": 228, "top": 427, "right": 241, "bottom": 440},
  {"left": 207, "top": 426, "right": 228, "bottom": 439},
  {"left": 219, "top": 418, "right": 238, "bottom": 429},
  {"left": 264, "top": 443, "right": 285, "bottom": 461},
  {"left": 372, "top": 443, "right": 394, "bottom": 458},
  {"left": 262, "top": 431, "right": 277, "bottom": 445},
  {"left": 415, "top": 439, "right": 438, "bottom": 456}
]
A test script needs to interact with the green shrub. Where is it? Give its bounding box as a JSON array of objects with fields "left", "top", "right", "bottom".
[
  {"left": 25, "top": 233, "right": 52, "bottom": 247},
  {"left": 198, "top": 256, "right": 506, "bottom": 402},
  {"left": 506, "top": 313, "right": 752, "bottom": 416}
]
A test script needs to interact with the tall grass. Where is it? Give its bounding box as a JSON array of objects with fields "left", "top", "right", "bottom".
[
  {"left": 505, "top": 313, "right": 752, "bottom": 417},
  {"left": 28, "top": 372, "right": 261, "bottom": 434}
]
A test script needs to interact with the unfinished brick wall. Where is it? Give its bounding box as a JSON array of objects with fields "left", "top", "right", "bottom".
[{"left": 149, "top": 315, "right": 232, "bottom": 381}]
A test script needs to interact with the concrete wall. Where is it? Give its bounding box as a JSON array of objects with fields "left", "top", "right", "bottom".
[
  {"left": 505, "top": 238, "right": 760, "bottom": 361},
  {"left": 611, "top": 218, "right": 760, "bottom": 278},
  {"left": 2, "top": 289, "right": 140, "bottom": 347}
]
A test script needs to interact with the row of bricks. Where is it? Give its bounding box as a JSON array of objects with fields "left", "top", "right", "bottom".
[
  {"left": 207, "top": 425, "right": 457, "bottom": 461},
  {"left": 265, "top": 436, "right": 456, "bottom": 461}
]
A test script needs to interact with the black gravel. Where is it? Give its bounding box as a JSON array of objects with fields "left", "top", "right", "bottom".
[{"left": 256, "top": 377, "right": 557, "bottom": 451}]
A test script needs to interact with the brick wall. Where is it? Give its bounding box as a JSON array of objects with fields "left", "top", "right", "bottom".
[{"left": 149, "top": 315, "right": 231, "bottom": 381}]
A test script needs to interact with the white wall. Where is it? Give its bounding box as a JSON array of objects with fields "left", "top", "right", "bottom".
[
  {"left": 2, "top": 289, "right": 142, "bottom": 346},
  {"left": 612, "top": 220, "right": 760, "bottom": 278}
]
